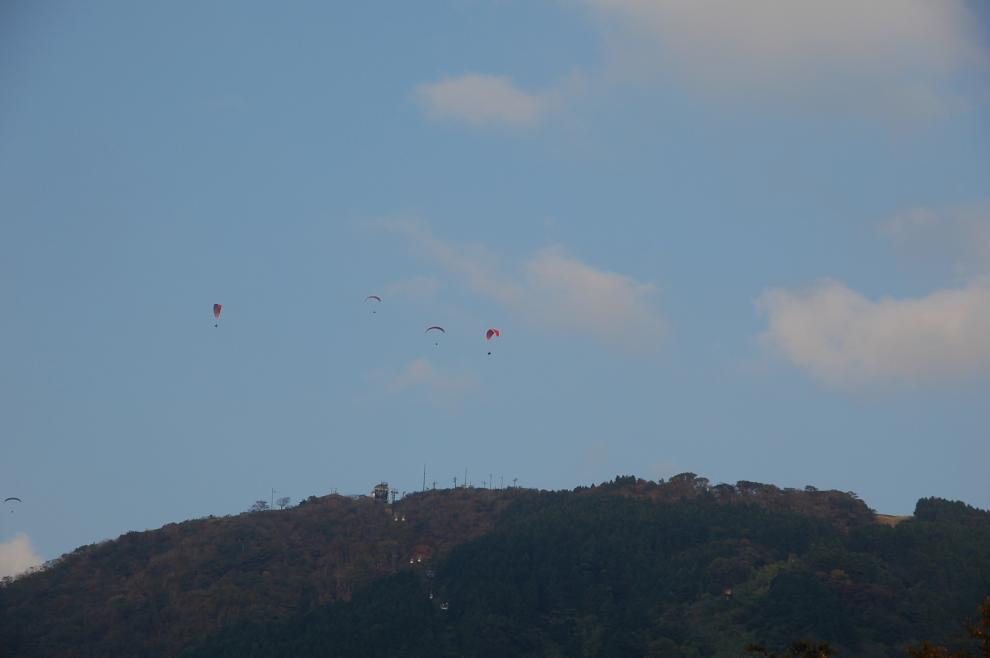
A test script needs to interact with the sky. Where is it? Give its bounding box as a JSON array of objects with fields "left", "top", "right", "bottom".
[{"left": 1, "top": 0, "right": 989, "bottom": 570}]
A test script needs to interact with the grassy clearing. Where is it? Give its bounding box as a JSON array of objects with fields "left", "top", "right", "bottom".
[{"left": 874, "top": 513, "right": 911, "bottom": 527}]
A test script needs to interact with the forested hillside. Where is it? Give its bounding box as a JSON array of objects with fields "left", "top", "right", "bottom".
[
  {"left": 2, "top": 476, "right": 988, "bottom": 658},
  {"left": 0, "top": 488, "right": 523, "bottom": 657}
]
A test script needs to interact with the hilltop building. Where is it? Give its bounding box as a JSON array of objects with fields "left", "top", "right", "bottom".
[{"left": 372, "top": 482, "right": 389, "bottom": 503}]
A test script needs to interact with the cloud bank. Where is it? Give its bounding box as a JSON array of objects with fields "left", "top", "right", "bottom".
[
  {"left": 759, "top": 278, "right": 990, "bottom": 387},
  {"left": 584, "top": 0, "right": 981, "bottom": 108},
  {"left": 413, "top": 3, "right": 983, "bottom": 127},
  {"left": 384, "top": 221, "right": 665, "bottom": 354},
  {"left": 0, "top": 533, "right": 43, "bottom": 579},
  {"left": 586, "top": 1, "right": 977, "bottom": 72}
]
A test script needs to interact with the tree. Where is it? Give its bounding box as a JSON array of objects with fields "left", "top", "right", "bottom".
[
  {"left": 249, "top": 500, "right": 270, "bottom": 512},
  {"left": 746, "top": 641, "right": 835, "bottom": 658},
  {"left": 908, "top": 596, "right": 990, "bottom": 658},
  {"left": 276, "top": 497, "right": 291, "bottom": 510},
  {"left": 971, "top": 597, "right": 990, "bottom": 657}
]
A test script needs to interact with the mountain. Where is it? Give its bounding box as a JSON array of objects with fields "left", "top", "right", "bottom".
[
  {"left": 1, "top": 475, "right": 988, "bottom": 657},
  {"left": 0, "top": 487, "right": 521, "bottom": 657}
]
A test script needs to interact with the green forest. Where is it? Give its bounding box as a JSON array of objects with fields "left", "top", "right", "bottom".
[{"left": 2, "top": 475, "right": 988, "bottom": 657}]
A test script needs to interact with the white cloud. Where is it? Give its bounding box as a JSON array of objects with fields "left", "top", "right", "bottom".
[
  {"left": 385, "top": 357, "right": 479, "bottom": 408},
  {"left": 764, "top": 203, "right": 990, "bottom": 388},
  {"left": 413, "top": 4, "right": 983, "bottom": 125},
  {"left": 759, "top": 278, "right": 990, "bottom": 386},
  {"left": 0, "top": 533, "right": 43, "bottom": 579},
  {"left": 520, "top": 247, "right": 663, "bottom": 350},
  {"left": 415, "top": 74, "right": 553, "bottom": 126},
  {"left": 382, "top": 221, "right": 665, "bottom": 354},
  {"left": 380, "top": 220, "right": 521, "bottom": 304},
  {"left": 582, "top": 0, "right": 983, "bottom": 113}
]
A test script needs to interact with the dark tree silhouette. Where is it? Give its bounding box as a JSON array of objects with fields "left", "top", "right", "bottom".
[
  {"left": 908, "top": 596, "right": 990, "bottom": 658},
  {"left": 746, "top": 641, "right": 836, "bottom": 658}
]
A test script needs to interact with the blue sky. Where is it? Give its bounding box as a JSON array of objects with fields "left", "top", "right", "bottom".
[{"left": 1, "top": 0, "right": 989, "bottom": 569}]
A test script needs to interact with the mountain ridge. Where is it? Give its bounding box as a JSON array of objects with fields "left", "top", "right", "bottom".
[{"left": 1, "top": 475, "right": 987, "bottom": 657}]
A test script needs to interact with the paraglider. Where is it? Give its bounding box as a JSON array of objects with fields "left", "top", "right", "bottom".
[
  {"left": 213, "top": 303, "right": 222, "bottom": 328},
  {"left": 365, "top": 295, "right": 382, "bottom": 314},
  {"left": 426, "top": 325, "right": 445, "bottom": 347},
  {"left": 4, "top": 497, "right": 21, "bottom": 513},
  {"left": 486, "top": 328, "right": 500, "bottom": 355}
]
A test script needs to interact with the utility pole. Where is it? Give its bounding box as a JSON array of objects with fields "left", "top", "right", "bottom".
[
  {"left": 489, "top": 473, "right": 493, "bottom": 490},
  {"left": 453, "top": 476, "right": 457, "bottom": 488},
  {"left": 464, "top": 468, "right": 467, "bottom": 488},
  {"left": 500, "top": 475, "right": 504, "bottom": 490},
  {"left": 423, "top": 464, "right": 426, "bottom": 492},
  {"left": 513, "top": 478, "right": 518, "bottom": 488},
  {"left": 432, "top": 480, "right": 437, "bottom": 490},
  {"left": 271, "top": 488, "right": 275, "bottom": 508}
]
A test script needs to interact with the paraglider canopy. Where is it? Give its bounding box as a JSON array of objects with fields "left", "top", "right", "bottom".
[
  {"left": 426, "top": 325, "right": 445, "bottom": 347},
  {"left": 365, "top": 295, "right": 382, "bottom": 302},
  {"left": 486, "top": 328, "right": 500, "bottom": 354},
  {"left": 4, "top": 497, "right": 21, "bottom": 503},
  {"left": 213, "top": 303, "right": 222, "bottom": 327}
]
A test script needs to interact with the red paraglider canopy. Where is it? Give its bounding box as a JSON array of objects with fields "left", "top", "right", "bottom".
[
  {"left": 486, "top": 328, "right": 500, "bottom": 340},
  {"left": 213, "top": 304, "right": 222, "bottom": 320}
]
